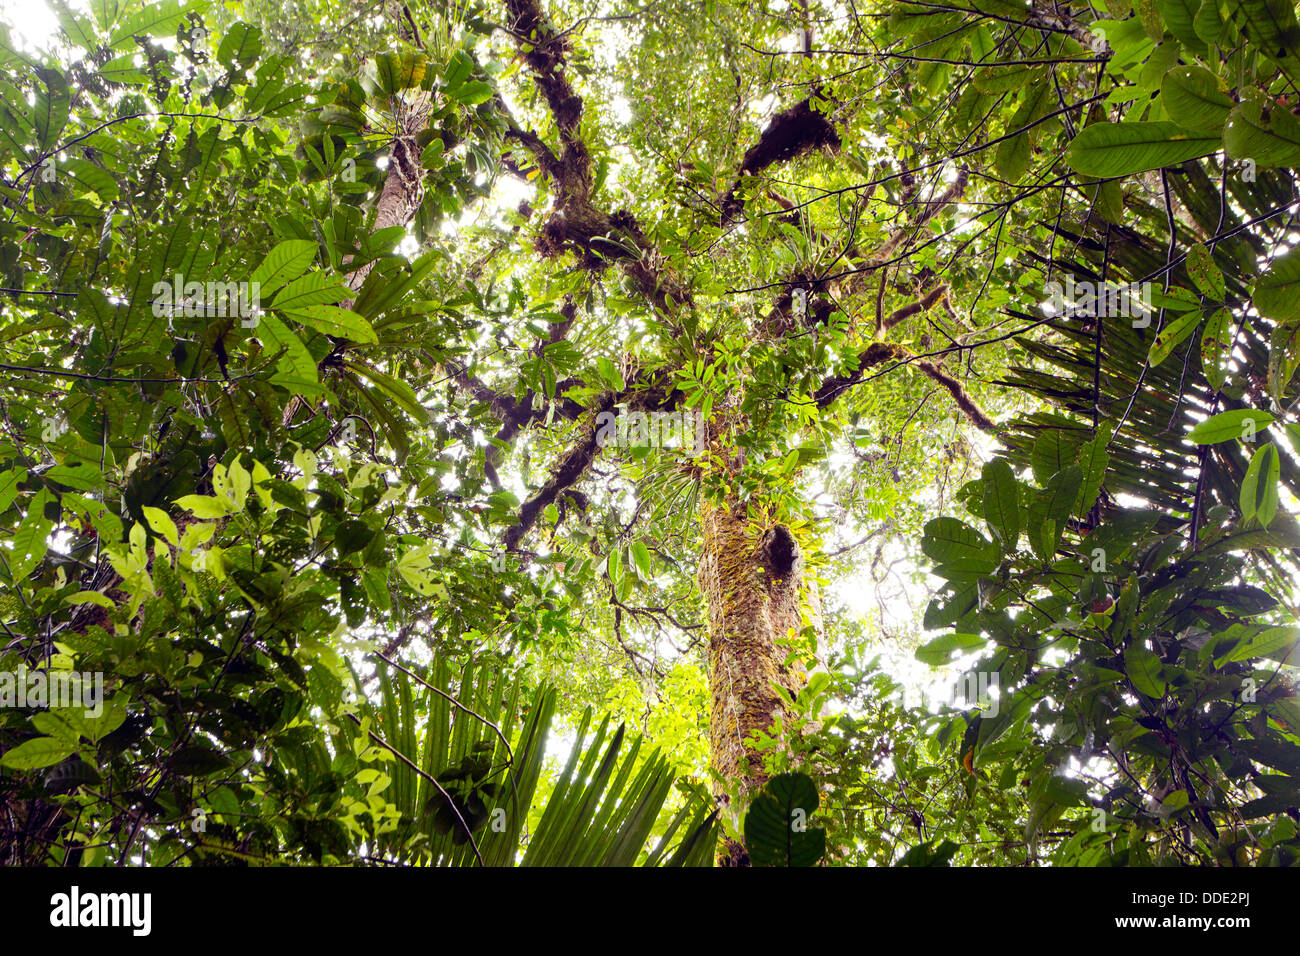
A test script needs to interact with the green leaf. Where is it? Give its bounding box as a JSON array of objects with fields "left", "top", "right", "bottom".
[
  {"left": 255, "top": 312, "right": 322, "bottom": 397},
  {"left": 0, "top": 468, "right": 25, "bottom": 514},
  {"left": 420, "top": 136, "right": 446, "bottom": 168},
  {"left": 606, "top": 547, "right": 624, "bottom": 592},
  {"left": 142, "top": 506, "right": 179, "bottom": 547},
  {"left": 898, "top": 838, "right": 960, "bottom": 866},
  {"left": 1229, "top": 0, "right": 1300, "bottom": 65},
  {"left": 250, "top": 239, "right": 318, "bottom": 298},
  {"left": 55, "top": 6, "right": 100, "bottom": 49},
  {"left": 282, "top": 305, "right": 378, "bottom": 344},
  {"left": 1075, "top": 425, "right": 1112, "bottom": 517},
  {"left": 1223, "top": 99, "right": 1300, "bottom": 168},
  {"left": 1187, "top": 408, "right": 1275, "bottom": 444},
  {"left": 0, "top": 736, "right": 75, "bottom": 770},
  {"left": 108, "top": 0, "right": 193, "bottom": 50},
  {"left": 32, "top": 67, "right": 69, "bottom": 151},
  {"left": 1030, "top": 430, "right": 1075, "bottom": 485},
  {"left": 1255, "top": 246, "right": 1300, "bottom": 323},
  {"left": 1218, "top": 625, "right": 1299, "bottom": 664},
  {"left": 973, "top": 64, "right": 1046, "bottom": 93},
  {"left": 66, "top": 591, "right": 115, "bottom": 609},
  {"left": 1147, "top": 309, "right": 1202, "bottom": 367},
  {"left": 270, "top": 272, "right": 351, "bottom": 311},
  {"left": 45, "top": 462, "right": 103, "bottom": 491},
  {"left": 175, "top": 494, "right": 231, "bottom": 519},
  {"left": 336, "top": 519, "right": 375, "bottom": 555},
  {"left": 1091, "top": 178, "right": 1126, "bottom": 223},
  {"left": 31, "top": 712, "right": 76, "bottom": 743},
  {"left": 373, "top": 51, "right": 428, "bottom": 95},
  {"left": 1240, "top": 442, "right": 1280, "bottom": 526},
  {"left": 744, "top": 772, "right": 826, "bottom": 867},
  {"left": 1135, "top": 0, "right": 1165, "bottom": 38},
  {"left": 1185, "top": 243, "right": 1225, "bottom": 300},
  {"left": 595, "top": 356, "right": 624, "bottom": 391},
  {"left": 995, "top": 131, "right": 1031, "bottom": 181},
  {"left": 1126, "top": 643, "right": 1167, "bottom": 698},
  {"left": 1029, "top": 466, "right": 1082, "bottom": 559},
  {"left": 1067, "top": 121, "right": 1220, "bottom": 177},
  {"left": 60, "top": 157, "right": 120, "bottom": 201},
  {"left": 1200, "top": 307, "right": 1233, "bottom": 389},
  {"left": 10, "top": 488, "right": 55, "bottom": 580},
  {"left": 1159, "top": 0, "right": 1208, "bottom": 52},
  {"left": 921, "top": 517, "right": 999, "bottom": 568},
  {"left": 80, "top": 696, "right": 127, "bottom": 743},
  {"left": 981, "top": 458, "right": 1020, "bottom": 551},
  {"left": 1160, "top": 66, "right": 1233, "bottom": 134},
  {"left": 448, "top": 80, "right": 493, "bottom": 105},
  {"left": 1195, "top": 0, "right": 1228, "bottom": 43},
  {"left": 1240, "top": 794, "right": 1300, "bottom": 819},
  {"left": 916, "top": 632, "right": 987, "bottom": 667},
  {"left": 217, "top": 22, "right": 263, "bottom": 70},
  {"left": 1238, "top": 737, "right": 1300, "bottom": 776},
  {"left": 630, "top": 541, "right": 652, "bottom": 580},
  {"left": 1269, "top": 319, "right": 1300, "bottom": 399},
  {"left": 350, "top": 363, "right": 428, "bottom": 422}
]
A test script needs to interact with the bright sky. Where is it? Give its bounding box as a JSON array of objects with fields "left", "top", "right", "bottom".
[{"left": 0, "top": 0, "right": 59, "bottom": 50}]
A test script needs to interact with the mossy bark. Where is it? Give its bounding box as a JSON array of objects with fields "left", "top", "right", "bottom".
[{"left": 698, "top": 500, "right": 811, "bottom": 866}]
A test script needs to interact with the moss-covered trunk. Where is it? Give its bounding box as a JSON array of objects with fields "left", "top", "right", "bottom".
[{"left": 698, "top": 499, "right": 813, "bottom": 866}]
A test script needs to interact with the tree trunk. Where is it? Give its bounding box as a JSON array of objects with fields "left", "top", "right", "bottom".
[
  {"left": 282, "top": 101, "right": 428, "bottom": 428},
  {"left": 697, "top": 499, "right": 815, "bottom": 866}
]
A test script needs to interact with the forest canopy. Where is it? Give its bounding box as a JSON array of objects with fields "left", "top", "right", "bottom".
[{"left": 0, "top": 0, "right": 1299, "bottom": 870}]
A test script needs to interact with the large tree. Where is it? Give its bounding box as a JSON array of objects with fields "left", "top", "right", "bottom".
[{"left": 1, "top": 0, "right": 1298, "bottom": 869}]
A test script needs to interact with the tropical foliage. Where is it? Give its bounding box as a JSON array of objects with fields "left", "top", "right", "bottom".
[{"left": 0, "top": 0, "right": 1297, "bottom": 867}]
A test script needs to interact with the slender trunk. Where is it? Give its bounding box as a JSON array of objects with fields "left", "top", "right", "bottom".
[{"left": 282, "top": 100, "right": 428, "bottom": 428}]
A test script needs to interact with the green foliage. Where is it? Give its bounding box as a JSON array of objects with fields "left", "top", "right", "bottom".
[
  {"left": 0, "top": 0, "right": 712, "bottom": 866},
  {"left": 3, "top": 0, "right": 1298, "bottom": 870},
  {"left": 743, "top": 772, "right": 826, "bottom": 867}
]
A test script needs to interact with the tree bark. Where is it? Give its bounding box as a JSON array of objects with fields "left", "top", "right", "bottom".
[{"left": 697, "top": 500, "right": 814, "bottom": 866}]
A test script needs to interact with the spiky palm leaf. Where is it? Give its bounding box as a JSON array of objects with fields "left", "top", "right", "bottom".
[
  {"left": 996, "top": 160, "right": 1300, "bottom": 592},
  {"left": 349, "top": 657, "right": 718, "bottom": 866}
]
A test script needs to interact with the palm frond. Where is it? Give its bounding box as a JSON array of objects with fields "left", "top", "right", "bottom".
[{"left": 348, "top": 657, "right": 718, "bottom": 866}]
